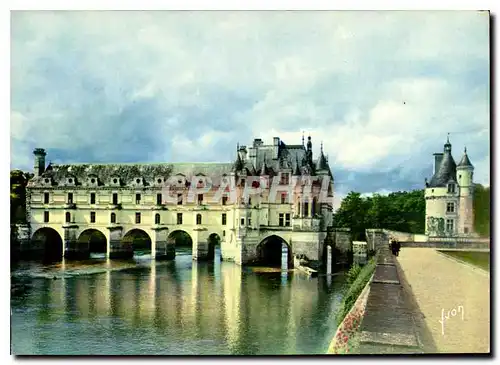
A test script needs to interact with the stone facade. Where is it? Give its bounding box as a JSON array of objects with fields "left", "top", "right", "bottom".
[
  {"left": 25, "top": 135, "right": 337, "bottom": 266},
  {"left": 424, "top": 137, "right": 475, "bottom": 237}
]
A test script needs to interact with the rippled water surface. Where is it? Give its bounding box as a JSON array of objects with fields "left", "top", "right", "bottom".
[{"left": 11, "top": 248, "right": 345, "bottom": 355}]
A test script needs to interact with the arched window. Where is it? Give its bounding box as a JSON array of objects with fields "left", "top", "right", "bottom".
[
  {"left": 110, "top": 212, "right": 116, "bottom": 223},
  {"left": 155, "top": 213, "right": 161, "bottom": 224},
  {"left": 65, "top": 212, "right": 71, "bottom": 223},
  {"left": 196, "top": 214, "right": 202, "bottom": 225}
]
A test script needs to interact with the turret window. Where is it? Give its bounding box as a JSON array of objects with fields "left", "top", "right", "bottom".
[{"left": 446, "top": 202, "right": 455, "bottom": 213}]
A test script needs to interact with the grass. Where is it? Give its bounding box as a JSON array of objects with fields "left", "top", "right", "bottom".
[{"left": 439, "top": 250, "right": 490, "bottom": 271}]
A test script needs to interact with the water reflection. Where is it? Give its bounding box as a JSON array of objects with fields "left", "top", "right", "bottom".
[{"left": 11, "top": 249, "right": 345, "bottom": 355}]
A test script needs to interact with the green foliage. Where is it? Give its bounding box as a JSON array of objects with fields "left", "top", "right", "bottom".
[
  {"left": 10, "top": 170, "right": 33, "bottom": 224},
  {"left": 345, "top": 264, "right": 361, "bottom": 285},
  {"left": 333, "top": 190, "right": 425, "bottom": 239},
  {"left": 473, "top": 184, "right": 490, "bottom": 237},
  {"left": 335, "top": 258, "right": 376, "bottom": 327}
]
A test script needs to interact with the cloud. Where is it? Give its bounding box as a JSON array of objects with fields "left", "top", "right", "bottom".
[{"left": 11, "top": 10, "right": 490, "bottom": 200}]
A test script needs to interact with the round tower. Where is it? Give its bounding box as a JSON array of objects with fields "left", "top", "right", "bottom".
[{"left": 456, "top": 147, "right": 474, "bottom": 235}]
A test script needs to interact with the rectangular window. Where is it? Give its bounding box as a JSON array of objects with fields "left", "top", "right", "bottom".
[
  {"left": 65, "top": 212, "right": 71, "bottom": 223},
  {"left": 67, "top": 193, "right": 73, "bottom": 204},
  {"left": 135, "top": 212, "right": 141, "bottom": 224},
  {"left": 248, "top": 197, "right": 252, "bottom": 206},
  {"left": 222, "top": 230, "right": 225, "bottom": 237},
  {"left": 177, "top": 213, "right": 183, "bottom": 225},
  {"left": 464, "top": 227, "right": 469, "bottom": 234},
  {"left": 136, "top": 193, "right": 141, "bottom": 205},
  {"left": 281, "top": 193, "right": 288, "bottom": 204},
  {"left": 446, "top": 202, "right": 455, "bottom": 213},
  {"left": 279, "top": 213, "right": 284, "bottom": 227},
  {"left": 90, "top": 193, "right": 96, "bottom": 205},
  {"left": 44, "top": 192, "right": 49, "bottom": 204},
  {"left": 198, "top": 194, "right": 203, "bottom": 205},
  {"left": 222, "top": 196, "right": 228, "bottom": 205},
  {"left": 447, "top": 184, "right": 456, "bottom": 193},
  {"left": 196, "top": 214, "right": 202, "bottom": 225},
  {"left": 90, "top": 211, "right": 96, "bottom": 223},
  {"left": 285, "top": 213, "right": 291, "bottom": 227},
  {"left": 177, "top": 194, "right": 183, "bottom": 205},
  {"left": 240, "top": 218, "right": 245, "bottom": 226},
  {"left": 155, "top": 213, "right": 160, "bottom": 224},
  {"left": 44, "top": 211, "right": 49, "bottom": 223},
  {"left": 112, "top": 193, "right": 118, "bottom": 205},
  {"left": 157, "top": 193, "right": 162, "bottom": 205},
  {"left": 248, "top": 217, "right": 252, "bottom": 226},
  {"left": 446, "top": 219, "right": 454, "bottom": 232},
  {"left": 110, "top": 213, "right": 116, "bottom": 223},
  {"left": 222, "top": 213, "right": 227, "bottom": 225}
]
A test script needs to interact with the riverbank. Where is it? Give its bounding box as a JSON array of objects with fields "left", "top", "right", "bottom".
[{"left": 327, "top": 257, "right": 376, "bottom": 354}]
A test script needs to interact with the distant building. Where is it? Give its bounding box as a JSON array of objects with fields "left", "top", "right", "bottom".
[
  {"left": 26, "top": 135, "right": 340, "bottom": 267},
  {"left": 424, "top": 136, "right": 475, "bottom": 237}
]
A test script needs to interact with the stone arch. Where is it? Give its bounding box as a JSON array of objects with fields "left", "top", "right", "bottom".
[
  {"left": 207, "top": 233, "right": 221, "bottom": 260},
  {"left": 31, "top": 227, "right": 64, "bottom": 262},
  {"left": 77, "top": 228, "right": 107, "bottom": 256},
  {"left": 122, "top": 228, "right": 153, "bottom": 258},
  {"left": 167, "top": 230, "right": 193, "bottom": 258},
  {"left": 256, "top": 234, "right": 293, "bottom": 269}
]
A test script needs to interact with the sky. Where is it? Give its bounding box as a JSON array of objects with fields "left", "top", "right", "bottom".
[{"left": 10, "top": 10, "right": 490, "bottom": 210}]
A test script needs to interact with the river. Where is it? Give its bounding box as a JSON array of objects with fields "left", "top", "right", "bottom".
[{"left": 11, "top": 248, "right": 345, "bottom": 355}]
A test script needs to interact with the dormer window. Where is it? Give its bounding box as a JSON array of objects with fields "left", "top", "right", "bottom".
[
  {"left": 88, "top": 175, "right": 98, "bottom": 186},
  {"left": 66, "top": 176, "right": 76, "bottom": 186},
  {"left": 110, "top": 176, "right": 121, "bottom": 187},
  {"left": 447, "top": 183, "right": 456, "bottom": 194},
  {"left": 134, "top": 177, "right": 144, "bottom": 187}
]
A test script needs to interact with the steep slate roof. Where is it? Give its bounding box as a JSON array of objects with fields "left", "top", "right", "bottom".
[
  {"left": 457, "top": 149, "right": 474, "bottom": 168},
  {"left": 28, "top": 162, "right": 233, "bottom": 187},
  {"left": 428, "top": 151, "right": 457, "bottom": 187}
]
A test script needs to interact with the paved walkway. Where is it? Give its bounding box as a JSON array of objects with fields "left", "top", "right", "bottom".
[{"left": 396, "top": 248, "right": 490, "bottom": 353}]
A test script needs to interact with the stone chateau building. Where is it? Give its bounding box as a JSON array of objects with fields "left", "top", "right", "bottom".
[
  {"left": 424, "top": 136, "right": 475, "bottom": 237},
  {"left": 26, "top": 135, "right": 346, "bottom": 267}
]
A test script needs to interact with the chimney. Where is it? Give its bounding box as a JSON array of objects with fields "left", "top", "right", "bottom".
[
  {"left": 253, "top": 138, "right": 263, "bottom": 147},
  {"left": 273, "top": 137, "right": 280, "bottom": 159},
  {"left": 433, "top": 153, "right": 443, "bottom": 175},
  {"left": 33, "top": 148, "right": 47, "bottom": 177}
]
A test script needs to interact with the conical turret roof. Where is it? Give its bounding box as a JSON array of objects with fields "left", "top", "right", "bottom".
[
  {"left": 457, "top": 147, "right": 474, "bottom": 169},
  {"left": 428, "top": 150, "right": 457, "bottom": 187}
]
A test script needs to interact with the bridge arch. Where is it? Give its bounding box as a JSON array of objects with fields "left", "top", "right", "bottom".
[
  {"left": 167, "top": 230, "right": 193, "bottom": 259},
  {"left": 122, "top": 228, "right": 152, "bottom": 257},
  {"left": 31, "top": 227, "right": 64, "bottom": 262},
  {"left": 256, "top": 234, "right": 293, "bottom": 269},
  {"left": 77, "top": 229, "right": 107, "bottom": 256},
  {"left": 207, "top": 233, "right": 221, "bottom": 260}
]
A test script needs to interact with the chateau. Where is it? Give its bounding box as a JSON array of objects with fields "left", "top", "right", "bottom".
[
  {"left": 424, "top": 136, "right": 475, "bottom": 237},
  {"left": 26, "top": 135, "right": 340, "bottom": 267}
]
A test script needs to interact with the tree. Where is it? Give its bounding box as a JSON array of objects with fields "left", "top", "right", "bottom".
[
  {"left": 10, "top": 170, "right": 33, "bottom": 224},
  {"left": 333, "top": 189, "right": 426, "bottom": 239},
  {"left": 473, "top": 184, "right": 490, "bottom": 237}
]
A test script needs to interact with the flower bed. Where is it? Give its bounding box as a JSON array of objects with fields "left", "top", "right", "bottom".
[{"left": 328, "top": 270, "right": 373, "bottom": 354}]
